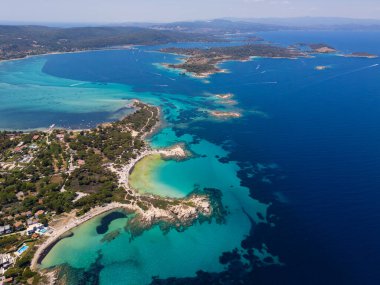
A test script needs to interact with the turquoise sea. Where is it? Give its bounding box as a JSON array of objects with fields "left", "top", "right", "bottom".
[{"left": 1, "top": 31, "right": 380, "bottom": 284}]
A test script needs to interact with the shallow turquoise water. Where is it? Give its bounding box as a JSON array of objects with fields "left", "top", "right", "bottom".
[
  {"left": 41, "top": 134, "right": 268, "bottom": 284},
  {"left": 4, "top": 32, "right": 380, "bottom": 284},
  {"left": 1, "top": 50, "right": 269, "bottom": 284},
  {"left": 0, "top": 54, "right": 207, "bottom": 130},
  {"left": 0, "top": 59, "right": 127, "bottom": 129}
]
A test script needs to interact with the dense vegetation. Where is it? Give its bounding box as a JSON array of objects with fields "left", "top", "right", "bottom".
[
  {"left": 151, "top": 19, "right": 285, "bottom": 34},
  {"left": 0, "top": 102, "right": 158, "bottom": 225},
  {"left": 4, "top": 242, "right": 41, "bottom": 284},
  {"left": 0, "top": 102, "right": 159, "bottom": 282},
  {"left": 162, "top": 44, "right": 306, "bottom": 75},
  {"left": 0, "top": 25, "right": 210, "bottom": 61}
]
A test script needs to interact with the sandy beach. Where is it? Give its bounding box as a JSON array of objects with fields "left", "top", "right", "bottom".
[
  {"left": 31, "top": 140, "right": 190, "bottom": 270},
  {"left": 30, "top": 202, "right": 130, "bottom": 270},
  {"left": 109, "top": 143, "right": 188, "bottom": 190}
]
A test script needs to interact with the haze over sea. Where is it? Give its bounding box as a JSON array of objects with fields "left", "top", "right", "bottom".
[{"left": 1, "top": 30, "right": 379, "bottom": 284}]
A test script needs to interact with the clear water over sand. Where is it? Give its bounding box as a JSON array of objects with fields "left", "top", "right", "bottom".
[
  {"left": 1, "top": 49, "right": 269, "bottom": 284},
  {"left": 2, "top": 32, "right": 380, "bottom": 284}
]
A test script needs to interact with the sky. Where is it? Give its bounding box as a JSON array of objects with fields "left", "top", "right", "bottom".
[{"left": 0, "top": 0, "right": 379, "bottom": 23}]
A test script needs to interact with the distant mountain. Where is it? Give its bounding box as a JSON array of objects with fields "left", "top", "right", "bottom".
[
  {"left": 151, "top": 19, "right": 284, "bottom": 34},
  {"left": 0, "top": 25, "right": 208, "bottom": 46},
  {"left": 223, "top": 17, "right": 380, "bottom": 27},
  {"left": 152, "top": 18, "right": 380, "bottom": 33},
  {"left": 2, "top": 18, "right": 380, "bottom": 62}
]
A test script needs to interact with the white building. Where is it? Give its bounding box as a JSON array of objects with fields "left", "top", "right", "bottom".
[{"left": 0, "top": 254, "right": 15, "bottom": 276}]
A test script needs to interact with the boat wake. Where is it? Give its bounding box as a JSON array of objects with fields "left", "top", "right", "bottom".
[
  {"left": 69, "top": 82, "right": 86, "bottom": 87},
  {"left": 323, "top": 63, "right": 380, "bottom": 82},
  {"left": 245, "top": 81, "right": 278, "bottom": 85}
]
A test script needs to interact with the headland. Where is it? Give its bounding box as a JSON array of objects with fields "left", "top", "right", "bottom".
[{"left": 0, "top": 100, "right": 226, "bottom": 283}]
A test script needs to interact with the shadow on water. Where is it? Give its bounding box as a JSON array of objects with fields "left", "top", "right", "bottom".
[{"left": 96, "top": 211, "right": 128, "bottom": 235}]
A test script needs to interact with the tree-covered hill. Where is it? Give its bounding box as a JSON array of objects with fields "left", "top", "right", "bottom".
[{"left": 0, "top": 25, "right": 209, "bottom": 60}]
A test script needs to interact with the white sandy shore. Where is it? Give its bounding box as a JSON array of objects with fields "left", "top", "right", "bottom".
[
  {"left": 31, "top": 143, "right": 190, "bottom": 270},
  {"left": 110, "top": 143, "right": 188, "bottom": 190},
  {"left": 30, "top": 202, "right": 131, "bottom": 270}
]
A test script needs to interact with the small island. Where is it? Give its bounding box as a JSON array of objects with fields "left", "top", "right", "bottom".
[
  {"left": 214, "top": 93, "right": 238, "bottom": 105},
  {"left": 215, "top": 93, "right": 234, "bottom": 100},
  {"left": 344, "top": 52, "right": 378, "bottom": 58},
  {"left": 209, "top": 110, "right": 242, "bottom": 118}
]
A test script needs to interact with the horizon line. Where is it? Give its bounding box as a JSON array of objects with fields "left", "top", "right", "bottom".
[{"left": 1, "top": 16, "right": 380, "bottom": 26}]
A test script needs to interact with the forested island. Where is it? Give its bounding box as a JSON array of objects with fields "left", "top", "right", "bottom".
[
  {"left": 0, "top": 101, "right": 226, "bottom": 284},
  {"left": 160, "top": 44, "right": 306, "bottom": 77},
  {"left": 160, "top": 42, "right": 378, "bottom": 77}
]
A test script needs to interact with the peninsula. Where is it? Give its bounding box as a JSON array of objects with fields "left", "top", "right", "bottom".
[
  {"left": 0, "top": 25, "right": 211, "bottom": 62},
  {"left": 307, "top": 43, "right": 337, "bottom": 54},
  {"left": 0, "top": 101, "right": 226, "bottom": 283}
]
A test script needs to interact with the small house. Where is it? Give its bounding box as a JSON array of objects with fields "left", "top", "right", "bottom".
[
  {"left": 34, "top": 210, "right": 45, "bottom": 218},
  {"left": 0, "top": 225, "right": 12, "bottom": 235},
  {"left": 13, "top": 221, "right": 24, "bottom": 231}
]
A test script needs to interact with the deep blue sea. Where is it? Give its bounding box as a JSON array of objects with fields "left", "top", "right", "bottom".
[{"left": 1, "top": 30, "right": 380, "bottom": 284}]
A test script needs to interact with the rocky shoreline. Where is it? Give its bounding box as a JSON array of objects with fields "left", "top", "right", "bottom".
[
  {"left": 160, "top": 44, "right": 306, "bottom": 78},
  {"left": 108, "top": 142, "right": 225, "bottom": 239},
  {"left": 31, "top": 103, "right": 227, "bottom": 273}
]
